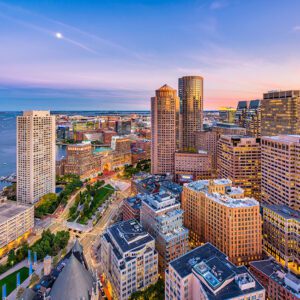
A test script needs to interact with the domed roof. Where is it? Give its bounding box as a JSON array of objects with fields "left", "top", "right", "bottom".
[
  {"left": 50, "top": 254, "right": 94, "bottom": 300},
  {"left": 157, "top": 84, "right": 175, "bottom": 91}
]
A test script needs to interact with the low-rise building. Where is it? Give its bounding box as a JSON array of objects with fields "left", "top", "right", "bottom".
[
  {"left": 182, "top": 179, "right": 262, "bottom": 265},
  {"left": 100, "top": 219, "right": 158, "bottom": 300},
  {"left": 0, "top": 196, "right": 34, "bottom": 257},
  {"left": 262, "top": 204, "right": 300, "bottom": 274},
  {"left": 132, "top": 174, "right": 182, "bottom": 201},
  {"left": 166, "top": 243, "right": 265, "bottom": 300},
  {"left": 140, "top": 192, "right": 188, "bottom": 272},
  {"left": 250, "top": 259, "right": 300, "bottom": 300}
]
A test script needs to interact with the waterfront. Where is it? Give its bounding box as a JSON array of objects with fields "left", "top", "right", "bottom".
[{"left": 0, "top": 111, "right": 145, "bottom": 191}]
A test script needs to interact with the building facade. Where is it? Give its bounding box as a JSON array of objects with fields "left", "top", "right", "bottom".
[
  {"left": 235, "top": 100, "right": 248, "bottom": 127},
  {"left": 174, "top": 151, "right": 213, "bottom": 183},
  {"left": 261, "top": 135, "right": 300, "bottom": 210},
  {"left": 262, "top": 204, "right": 300, "bottom": 274},
  {"left": 179, "top": 76, "right": 203, "bottom": 149},
  {"left": 17, "top": 111, "right": 56, "bottom": 204},
  {"left": 100, "top": 220, "right": 158, "bottom": 300},
  {"left": 165, "top": 243, "right": 265, "bottom": 300},
  {"left": 64, "top": 142, "right": 101, "bottom": 179},
  {"left": 140, "top": 192, "right": 188, "bottom": 272},
  {"left": 217, "top": 135, "right": 261, "bottom": 199},
  {"left": 261, "top": 90, "right": 300, "bottom": 136},
  {"left": 151, "top": 84, "right": 180, "bottom": 174},
  {"left": 245, "top": 99, "right": 261, "bottom": 137},
  {"left": 0, "top": 197, "right": 34, "bottom": 257},
  {"left": 182, "top": 179, "right": 262, "bottom": 265}
]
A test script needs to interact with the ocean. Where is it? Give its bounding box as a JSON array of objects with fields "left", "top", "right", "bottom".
[{"left": 0, "top": 110, "right": 150, "bottom": 191}]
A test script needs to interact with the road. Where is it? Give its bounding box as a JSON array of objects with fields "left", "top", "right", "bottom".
[{"left": 81, "top": 186, "right": 131, "bottom": 269}]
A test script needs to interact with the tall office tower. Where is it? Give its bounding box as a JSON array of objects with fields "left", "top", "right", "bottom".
[
  {"left": 261, "top": 90, "right": 300, "bottom": 136},
  {"left": 17, "top": 111, "right": 56, "bottom": 204},
  {"left": 245, "top": 99, "right": 261, "bottom": 137},
  {"left": 217, "top": 135, "right": 261, "bottom": 200},
  {"left": 140, "top": 192, "right": 188, "bottom": 272},
  {"left": 261, "top": 135, "right": 300, "bottom": 210},
  {"left": 234, "top": 100, "right": 248, "bottom": 127},
  {"left": 151, "top": 84, "right": 180, "bottom": 174},
  {"left": 100, "top": 219, "right": 158, "bottom": 300},
  {"left": 178, "top": 76, "right": 203, "bottom": 149},
  {"left": 182, "top": 179, "right": 262, "bottom": 265},
  {"left": 166, "top": 243, "right": 265, "bottom": 300},
  {"left": 262, "top": 204, "right": 300, "bottom": 274}
]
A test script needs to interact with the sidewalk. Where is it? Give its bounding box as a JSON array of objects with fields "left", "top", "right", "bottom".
[
  {"left": 0, "top": 260, "right": 27, "bottom": 281},
  {"left": 7, "top": 262, "right": 43, "bottom": 300}
]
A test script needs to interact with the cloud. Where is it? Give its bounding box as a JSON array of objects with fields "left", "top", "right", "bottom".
[{"left": 210, "top": 1, "right": 227, "bottom": 10}]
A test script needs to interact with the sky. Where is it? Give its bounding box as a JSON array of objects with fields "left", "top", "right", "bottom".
[{"left": 0, "top": 0, "right": 300, "bottom": 111}]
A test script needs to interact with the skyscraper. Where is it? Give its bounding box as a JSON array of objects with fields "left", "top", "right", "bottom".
[
  {"left": 261, "top": 135, "right": 300, "bottom": 210},
  {"left": 217, "top": 135, "right": 261, "bottom": 199},
  {"left": 178, "top": 76, "right": 203, "bottom": 149},
  {"left": 245, "top": 99, "right": 261, "bottom": 137},
  {"left": 234, "top": 100, "right": 248, "bottom": 128},
  {"left": 17, "top": 111, "right": 56, "bottom": 204},
  {"left": 261, "top": 90, "right": 300, "bottom": 136},
  {"left": 151, "top": 84, "right": 180, "bottom": 174}
]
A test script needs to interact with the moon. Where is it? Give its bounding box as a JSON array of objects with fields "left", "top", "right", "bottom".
[{"left": 55, "top": 32, "right": 63, "bottom": 39}]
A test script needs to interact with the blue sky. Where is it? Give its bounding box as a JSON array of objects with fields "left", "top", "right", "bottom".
[{"left": 0, "top": 0, "right": 300, "bottom": 110}]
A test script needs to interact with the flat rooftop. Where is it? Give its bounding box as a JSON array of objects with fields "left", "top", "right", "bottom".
[
  {"left": 262, "top": 135, "right": 300, "bottom": 143},
  {"left": 263, "top": 204, "right": 300, "bottom": 222},
  {"left": 170, "top": 243, "right": 264, "bottom": 299},
  {"left": 0, "top": 201, "right": 32, "bottom": 224},
  {"left": 108, "top": 219, "right": 154, "bottom": 253},
  {"left": 185, "top": 179, "right": 258, "bottom": 208}
]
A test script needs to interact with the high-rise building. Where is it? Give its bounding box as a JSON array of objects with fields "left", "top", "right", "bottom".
[
  {"left": 195, "top": 123, "right": 246, "bottom": 171},
  {"left": 17, "top": 111, "right": 56, "bottom": 204},
  {"left": 100, "top": 219, "right": 158, "bottom": 300},
  {"left": 111, "top": 136, "right": 132, "bottom": 153},
  {"left": 217, "top": 135, "right": 261, "bottom": 199},
  {"left": 234, "top": 100, "right": 248, "bottom": 127},
  {"left": 262, "top": 204, "right": 300, "bottom": 274},
  {"left": 140, "top": 192, "right": 188, "bottom": 272},
  {"left": 178, "top": 76, "right": 203, "bottom": 149},
  {"left": 261, "top": 135, "right": 300, "bottom": 210},
  {"left": 261, "top": 90, "right": 300, "bottom": 136},
  {"left": 182, "top": 179, "right": 262, "bottom": 265},
  {"left": 245, "top": 99, "right": 261, "bottom": 137},
  {"left": 151, "top": 84, "right": 180, "bottom": 174},
  {"left": 165, "top": 243, "right": 266, "bottom": 300}
]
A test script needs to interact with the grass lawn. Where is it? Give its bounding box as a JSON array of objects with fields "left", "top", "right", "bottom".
[
  {"left": 77, "top": 184, "right": 115, "bottom": 224},
  {"left": 0, "top": 267, "right": 29, "bottom": 297}
]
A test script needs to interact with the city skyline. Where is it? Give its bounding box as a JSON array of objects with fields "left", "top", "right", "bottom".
[{"left": 1, "top": 0, "right": 300, "bottom": 110}]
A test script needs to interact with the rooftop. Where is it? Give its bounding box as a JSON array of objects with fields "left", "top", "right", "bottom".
[
  {"left": 262, "top": 135, "right": 300, "bottom": 144},
  {"left": 0, "top": 200, "right": 32, "bottom": 224},
  {"left": 263, "top": 204, "right": 300, "bottom": 222},
  {"left": 108, "top": 219, "right": 154, "bottom": 253},
  {"left": 250, "top": 259, "right": 300, "bottom": 297},
  {"left": 142, "top": 192, "right": 178, "bottom": 211},
  {"left": 184, "top": 179, "right": 258, "bottom": 208},
  {"left": 170, "top": 243, "right": 264, "bottom": 299}
]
